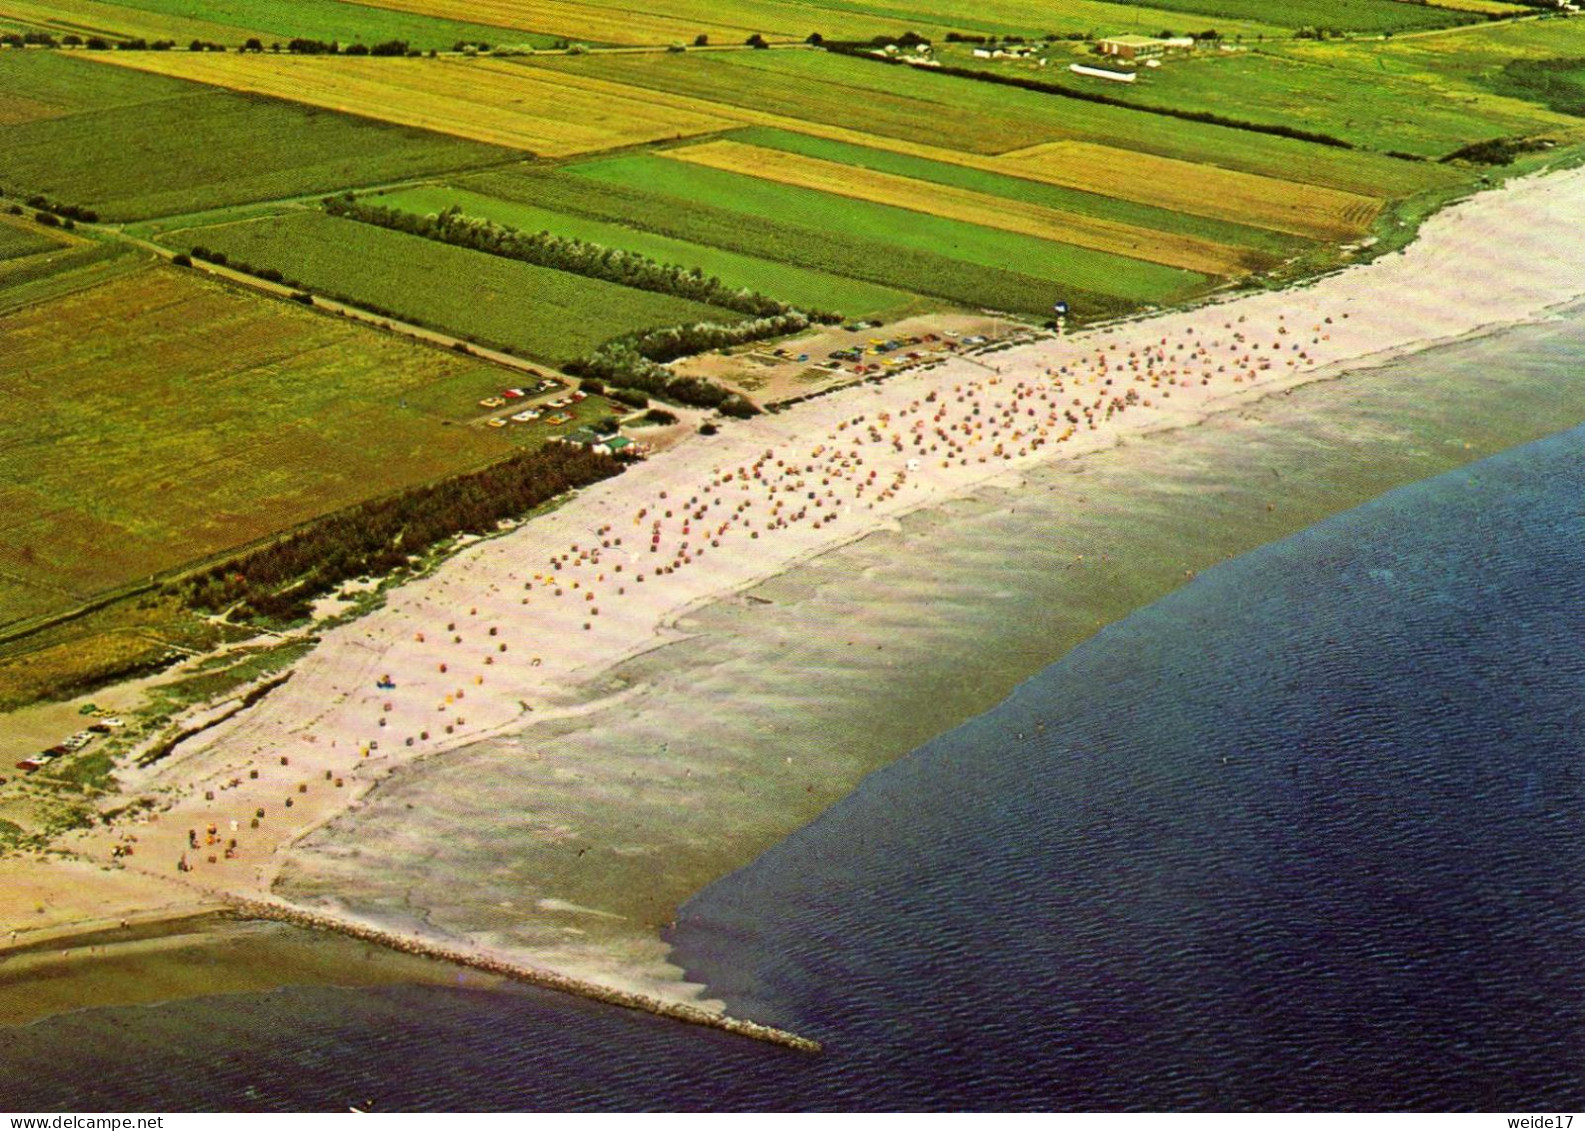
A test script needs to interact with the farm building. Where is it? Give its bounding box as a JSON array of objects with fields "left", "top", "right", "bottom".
[{"left": 1095, "top": 35, "right": 1193, "bottom": 61}]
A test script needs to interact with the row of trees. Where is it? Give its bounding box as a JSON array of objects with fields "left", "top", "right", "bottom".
[
  {"left": 323, "top": 196, "right": 834, "bottom": 320},
  {"left": 23, "top": 195, "right": 97, "bottom": 223},
  {"left": 185, "top": 445, "right": 625, "bottom": 624},
  {"left": 282, "top": 37, "right": 416, "bottom": 55},
  {"left": 1, "top": 31, "right": 227, "bottom": 49},
  {"left": 187, "top": 245, "right": 294, "bottom": 286}
]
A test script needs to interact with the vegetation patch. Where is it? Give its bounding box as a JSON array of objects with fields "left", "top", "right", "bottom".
[
  {"left": 570, "top": 153, "right": 1208, "bottom": 305},
  {"left": 0, "top": 53, "right": 517, "bottom": 220},
  {"left": 186, "top": 444, "right": 626, "bottom": 623},
  {"left": 86, "top": 52, "right": 739, "bottom": 156},
  {"left": 470, "top": 165, "right": 1148, "bottom": 320},
  {"left": 321, "top": 194, "right": 828, "bottom": 318},
  {"left": 996, "top": 139, "right": 1382, "bottom": 240},
  {"left": 0, "top": 263, "right": 544, "bottom": 629},
  {"left": 371, "top": 184, "right": 917, "bottom": 319},
  {"left": 1096, "top": 0, "right": 1476, "bottom": 31},
  {"left": 0, "top": 215, "right": 67, "bottom": 262},
  {"left": 663, "top": 138, "right": 1268, "bottom": 276},
  {"left": 9, "top": 0, "right": 550, "bottom": 49},
  {"left": 177, "top": 211, "right": 743, "bottom": 362},
  {"left": 1490, "top": 56, "right": 1585, "bottom": 118}
]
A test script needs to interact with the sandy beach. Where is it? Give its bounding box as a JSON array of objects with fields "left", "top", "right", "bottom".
[{"left": 11, "top": 161, "right": 1585, "bottom": 1013}]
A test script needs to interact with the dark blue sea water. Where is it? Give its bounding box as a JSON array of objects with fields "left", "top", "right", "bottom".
[{"left": 5, "top": 424, "right": 1583, "bottom": 1112}]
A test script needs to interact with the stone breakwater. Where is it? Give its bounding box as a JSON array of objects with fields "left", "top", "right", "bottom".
[{"left": 224, "top": 897, "right": 822, "bottom": 1053}]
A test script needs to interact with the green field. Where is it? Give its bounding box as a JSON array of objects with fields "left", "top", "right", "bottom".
[
  {"left": 1280, "top": 13, "right": 1585, "bottom": 103},
  {"left": 954, "top": 42, "right": 1568, "bottom": 158},
  {"left": 523, "top": 50, "right": 1458, "bottom": 196},
  {"left": 1491, "top": 55, "right": 1585, "bottom": 116},
  {"left": 570, "top": 152, "right": 1207, "bottom": 302},
  {"left": 174, "top": 210, "right": 744, "bottom": 361},
  {"left": 727, "top": 126, "right": 1307, "bottom": 256},
  {"left": 0, "top": 52, "right": 520, "bottom": 220},
  {"left": 0, "top": 261, "right": 542, "bottom": 627},
  {"left": 467, "top": 165, "right": 1201, "bottom": 318},
  {"left": 0, "top": 217, "right": 65, "bottom": 261},
  {"left": 367, "top": 183, "right": 920, "bottom": 319},
  {"left": 1095, "top": 0, "right": 1474, "bottom": 32},
  {"left": 0, "top": 233, "right": 140, "bottom": 314}
]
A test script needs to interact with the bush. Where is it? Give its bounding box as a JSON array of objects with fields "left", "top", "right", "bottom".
[
  {"left": 610, "top": 387, "right": 650, "bottom": 409},
  {"left": 578, "top": 378, "right": 606, "bottom": 395},
  {"left": 698, "top": 421, "right": 718, "bottom": 435},
  {"left": 645, "top": 407, "right": 678, "bottom": 425},
  {"left": 171, "top": 253, "right": 193, "bottom": 267},
  {"left": 718, "top": 395, "right": 759, "bottom": 419}
]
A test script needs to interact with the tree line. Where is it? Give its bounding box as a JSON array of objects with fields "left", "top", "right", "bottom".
[
  {"left": 322, "top": 196, "right": 836, "bottom": 320},
  {"left": 185, "top": 444, "right": 625, "bottom": 623},
  {"left": 563, "top": 309, "right": 829, "bottom": 417}
]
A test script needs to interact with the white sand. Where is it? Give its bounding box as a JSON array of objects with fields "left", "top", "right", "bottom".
[{"left": 38, "top": 163, "right": 1585, "bottom": 992}]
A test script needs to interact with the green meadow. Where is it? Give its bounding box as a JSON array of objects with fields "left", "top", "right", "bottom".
[
  {"left": 368, "top": 184, "right": 920, "bottom": 319},
  {"left": 568, "top": 152, "right": 1209, "bottom": 304},
  {"left": 0, "top": 52, "right": 518, "bottom": 220},
  {"left": 174, "top": 211, "right": 743, "bottom": 361}
]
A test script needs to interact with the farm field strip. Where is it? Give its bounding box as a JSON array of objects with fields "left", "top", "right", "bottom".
[
  {"left": 730, "top": 126, "right": 1308, "bottom": 257},
  {"left": 518, "top": 54, "right": 1394, "bottom": 228},
  {"left": 0, "top": 0, "right": 264, "bottom": 44},
  {"left": 337, "top": 0, "right": 788, "bottom": 45},
  {"left": 463, "top": 164, "right": 1143, "bottom": 318},
  {"left": 0, "top": 216, "right": 69, "bottom": 262},
  {"left": 0, "top": 0, "right": 534, "bottom": 46},
  {"left": 176, "top": 210, "right": 742, "bottom": 362},
  {"left": 0, "top": 239, "right": 141, "bottom": 316},
  {"left": 528, "top": 51, "right": 1457, "bottom": 197},
  {"left": 0, "top": 264, "right": 525, "bottom": 619},
  {"left": 347, "top": 0, "right": 1294, "bottom": 43},
  {"left": 571, "top": 153, "right": 1207, "bottom": 305},
  {"left": 1, "top": 52, "right": 520, "bottom": 221},
  {"left": 371, "top": 184, "right": 916, "bottom": 318},
  {"left": 1415, "top": 0, "right": 1528, "bottom": 13},
  {"left": 663, "top": 139, "right": 1267, "bottom": 276},
  {"left": 85, "top": 52, "right": 740, "bottom": 155},
  {"left": 1011, "top": 45, "right": 1565, "bottom": 158},
  {"left": 1084, "top": 0, "right": 1473, "bottom": 32},
  {"left": 996, "top": 140, "right": 1382, "bottom": 240}
]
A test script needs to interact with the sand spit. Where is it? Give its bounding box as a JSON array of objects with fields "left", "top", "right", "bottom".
[
  {"left": 23, "top": 162, "right": 1585, "bottom": 1004},
  {"left": 227, "top": 896, "right": 820, "bottom": 1052}
]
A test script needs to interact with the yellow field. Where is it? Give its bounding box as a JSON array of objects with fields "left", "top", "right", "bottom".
[
  {"left": 86, "top": 53, "right": 739, "bottom": 156},
  {"left": 664, "top": 140, "right": 1267, "bottom": 276},
  {"left": 342, "top": 0, "right": 793, "bottom": 45},
  {"left": 995, "top": 141, "right": 1381, "bottom": 241},
  {"left": 0, "top": 0, "right": 270, "bottom": 44},
  {"left": 347, "top": 0, "right": 1290, "bottom": 45},
  {"left": 1416, "top": 0, "right": 1528, "bottom": 14}
]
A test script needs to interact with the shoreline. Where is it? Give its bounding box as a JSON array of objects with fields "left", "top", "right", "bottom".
[{"left": 11, "top": 159, "right": 1585, "bottom": 1020}]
